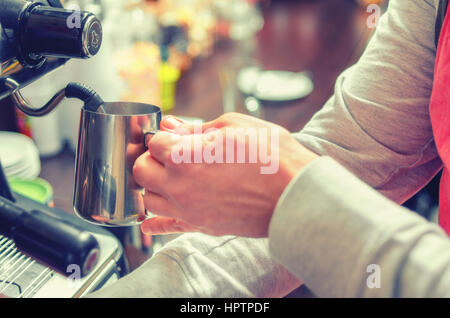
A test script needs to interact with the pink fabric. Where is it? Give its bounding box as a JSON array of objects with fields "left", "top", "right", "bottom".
[{"left": 430, "top": 5, "right": 450, "bottom": 233}]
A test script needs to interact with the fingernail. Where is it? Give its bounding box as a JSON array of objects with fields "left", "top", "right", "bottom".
[
  {"left": 163, "top": 116, "right": 184, "bottom": 130},
  {"left": 137, "top": 214, "right": 147, "bottom": 222}
]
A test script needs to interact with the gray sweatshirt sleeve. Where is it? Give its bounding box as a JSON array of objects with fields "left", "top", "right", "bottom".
[
  {"left": 89, "top": 234, "right": 301, "bottom": 297},
  {"left": 269, "top": 156, "right": 450, "bottom": 298},
  {"left": 295, "top": 0, "right": 442, "bottom": 203}
]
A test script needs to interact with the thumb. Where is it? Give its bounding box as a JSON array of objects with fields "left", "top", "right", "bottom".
[
  {"left": 141, "top": 216, "right": 199, "bottom": 235},
  {"left": 161, "top": 116, "right": 186, "bottom": 132}
]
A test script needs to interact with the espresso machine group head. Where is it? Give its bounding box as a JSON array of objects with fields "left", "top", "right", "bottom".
[{"left": 0, "top": 0, "right": 103, "bottom": 115}]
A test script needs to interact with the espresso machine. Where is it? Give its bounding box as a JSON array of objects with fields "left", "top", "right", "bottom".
[{"left": 0, "top": 0, "right": 127, "bottom": 297}]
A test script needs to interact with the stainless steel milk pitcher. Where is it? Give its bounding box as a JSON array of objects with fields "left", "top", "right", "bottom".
[{"left": 73, "top": 102, "right": 161, "bottom": 226}]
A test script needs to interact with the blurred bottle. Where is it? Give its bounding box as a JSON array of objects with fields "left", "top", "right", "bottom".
[
  {"left": 159, "top": 61, "right": 180, "bottom": 112},
  {"left": 158, "top": 26, "right": 181, "bottom": 112}
]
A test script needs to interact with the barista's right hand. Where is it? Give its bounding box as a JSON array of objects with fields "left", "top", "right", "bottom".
[{"left": 134, "top": 113, "right": 318, "bottom": 238}]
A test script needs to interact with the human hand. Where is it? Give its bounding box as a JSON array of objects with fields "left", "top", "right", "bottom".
[{"left": 133, "top": 113, "right": 318, "bottom": 238}]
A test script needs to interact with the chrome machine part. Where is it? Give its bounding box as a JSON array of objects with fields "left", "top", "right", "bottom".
[
  {"left": 4, "top": 78, "right": 66, "bottom": 117},
  {"left": 0, "top": 0, "right": 103, "bottom": 112}
]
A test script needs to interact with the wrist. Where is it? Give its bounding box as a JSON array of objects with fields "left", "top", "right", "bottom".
[
  {"left": 270, "top": 145, "right": 319, "bottom": 223},
  {"left": 282, "top": 148, "right": 320, "bottom": 188}
]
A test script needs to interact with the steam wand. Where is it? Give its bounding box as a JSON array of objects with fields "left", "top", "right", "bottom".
[{"left": 5, "top": 79, "right": 105, "bottom": 116}]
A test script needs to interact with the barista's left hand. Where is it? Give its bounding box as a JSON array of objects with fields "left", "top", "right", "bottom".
[{"left": 133, "top": 113, "right": 318, "bottom": 238}]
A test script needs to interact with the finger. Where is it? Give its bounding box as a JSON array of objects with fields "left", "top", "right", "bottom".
[
  {"left": 143, "top": 190, "right": 178, "bottom": 217},
  {"left": 133, "top": 151, "right": 167, "bottom": 193},
  {"left": 151, "top": 131, "right": 225, "bottom": 165},
  {"left": 161, "top": 115, "right": 221, "bottom": 135},
  {"left": 147, "top": 131, "right": 184, "bottom": 164},
  {"left": 140, "top": 216, "right": 199, "bottom": 235},
  {"left": 161, "top": 116, "right": 188, "bottom": 134}
]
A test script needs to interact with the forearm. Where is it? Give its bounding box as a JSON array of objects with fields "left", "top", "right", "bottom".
[
  {"left": 89, "top": 234, "right": 301, "bottom": 298},
  {"left": 269, "top": 156, "right": 450, "bottom": 297},
  {"left": 295, "top": 0, "right": 441, "bottom": 203}
]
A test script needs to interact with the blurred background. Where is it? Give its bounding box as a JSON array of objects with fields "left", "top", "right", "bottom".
[{"left": 2, "top": 0, "right": 410, "bottom": 284}]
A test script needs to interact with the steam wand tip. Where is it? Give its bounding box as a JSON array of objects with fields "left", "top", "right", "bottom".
[{"left": 65, "top": 82, "right": 105, "bottom": 112}]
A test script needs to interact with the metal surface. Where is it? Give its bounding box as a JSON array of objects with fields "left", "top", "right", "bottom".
[
  {"left": 0, "top": 1, "right": 68, "bottom": 100},
  {"left": 0, "top": 192, "right": 125, "bottom": 298},
  {"left": 0, "top": 234, "right": 53, "bottom": 297},
  {"left": 81, "top": 15, "right": 103, "bottom": 58},
  {"left": 0, "top": 0, "right": 102, "bottom": 103},
  {"left": 5, "top": 78, "right": 66, "bottom": 116},
  {"left": 73, "top": 102, "right": 161, "bottom": 227},
  {"left": 0, "top": 56, "right": 67, "bottom": 100},
  {"left": 0, "top": 228, "right": 121, "bottom": 298}
]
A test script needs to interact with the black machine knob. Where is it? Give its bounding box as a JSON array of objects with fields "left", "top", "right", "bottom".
[
  {"left": 20, "top": 4, "right": 103, "bottom": 61},
  {"left": 0, "top": 0, "right": 103, "bottom": 67}
]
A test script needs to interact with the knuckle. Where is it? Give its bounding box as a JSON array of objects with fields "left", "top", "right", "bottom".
[
  {"left": 133, "top": 152, "right": 146, "bottom": 168},
  {"left": 221, "top": 112, "right": 240, "bottom": 122},
  {"left": 149, "top": 131, "right": 170, "bottom": 151},
  {"left": 148, "top": 134, "right": 161, "bottom": 151},
  {"left": 217, "top": 113, "right": 232, "bottom": 124},
  {"left": 132, "top": 155, "right": 146, "bottom": 179}
]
